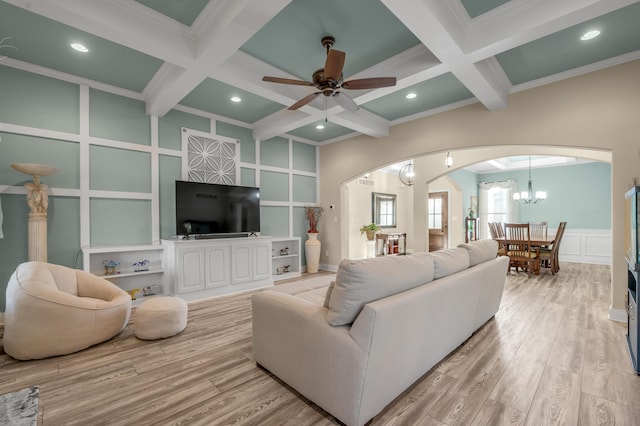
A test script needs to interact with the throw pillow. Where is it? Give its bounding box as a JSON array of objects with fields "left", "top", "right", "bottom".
[
  {"left": 430, "top": 247, "right": 470, "bottom": 279},
  {"left": 457, "top": 239, "right": 498, "bottom": 266},
  {"left": 326, "top": 252, "right": 435, "bottom": 326}
]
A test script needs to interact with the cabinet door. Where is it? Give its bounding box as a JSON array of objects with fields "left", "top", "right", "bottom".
[
  {"left": 231, "top": 244, "right": 252, "bottom": 285},
  {"left": 176, "top": 247, "right": 205, "bottom": 293},
  {"left": 253, "top": 241, "right": 272, "bottom": 280},
  {"left": 205, "top": 245, "right": 230, "bottom": 288}
]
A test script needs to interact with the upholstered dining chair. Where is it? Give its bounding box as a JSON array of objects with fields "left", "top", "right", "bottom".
[
  {"left": 3, "top": 261, "right": 132, "bottom": 360},
  {"left": 504, "top": 223, "right": 540, "bottom": 278},
  {"left": 539, "top": 222, "right": 567, "bottom": 275}
]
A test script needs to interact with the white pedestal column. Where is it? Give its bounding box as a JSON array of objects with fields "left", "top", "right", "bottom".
[{"left": 28, "top": 214, "right": 48, "bottom": 261}]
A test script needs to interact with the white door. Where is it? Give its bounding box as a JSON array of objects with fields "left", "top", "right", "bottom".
[{"left": 176, "top": 246, "right": 205, "bottom": 293}]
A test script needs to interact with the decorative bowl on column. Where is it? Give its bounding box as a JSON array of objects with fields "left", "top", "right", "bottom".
[{"left": 10, "top": 163, "right": 59, "bottom": 262}]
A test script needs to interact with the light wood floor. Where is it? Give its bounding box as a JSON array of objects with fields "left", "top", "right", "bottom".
[{"left": 1, "top": 264, "right": 639, "bottom": 425}]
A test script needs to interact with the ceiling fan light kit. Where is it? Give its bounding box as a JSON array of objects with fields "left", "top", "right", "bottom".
[{"left": 262, "top": 36, "right": 396, "bottom": 112}]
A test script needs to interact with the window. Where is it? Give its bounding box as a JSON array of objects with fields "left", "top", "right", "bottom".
[
  {"left": 428, "top": 197, "right": 442, "bottom": 229},
  {"left": 478, "top": 180, "right": 518, "bottom": 239},
  {"left": 372, "top": 192, "right": 396, "bottom": 228}
]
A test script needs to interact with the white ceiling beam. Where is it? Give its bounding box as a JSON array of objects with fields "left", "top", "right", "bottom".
[
  {"left": 3, "top": 0, "right": 196, "bottom": 65},
  {"left": 382, "top": 0, "right": 508, "bottom": 111},
  {"left": 144, "top": 0, "right": 293, "bottom": 116},
  {"left": 464, "top": 0, "right": 640, "bottom": 62}
]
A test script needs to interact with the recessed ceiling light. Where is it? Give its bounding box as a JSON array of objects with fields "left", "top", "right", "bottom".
[
  {"left": 406, "top": 93, "right": 417, "bottom": 99},
  {"left": 230, "top": 96, "right": 242, "bottom": 103},
  {"left": 316, "top": 124, "right": 324, "bottom": 130},
  {"left": 581, "top": 30, "right": 600, "bottom": 41},
  {"left": 70, "top": 43, "right": 88, "bottom": 53}
]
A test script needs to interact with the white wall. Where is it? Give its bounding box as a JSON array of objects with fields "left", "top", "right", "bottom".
[{"left": 345, "top": 170, "right": 413, "bottom": 259}]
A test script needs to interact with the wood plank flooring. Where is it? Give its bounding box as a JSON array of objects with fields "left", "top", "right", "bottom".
[{"left": 1, "top": 264, "right": 640, "bottom": 425}]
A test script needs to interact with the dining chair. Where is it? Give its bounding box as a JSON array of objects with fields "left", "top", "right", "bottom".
[
  {"left": 529, "top": 221, "right": 548, "bottom": 241},
  {"left": 494, "top": 222, "right": 505, "bottom": 239},
  {"left": 504, "top": 223, "right": 540, "bottom": 278},
  {"left": 489, "top": 222, "right": 507, "bottom": 256},
  {"left": 539, "top": 221, "right": 567, "bottom": 275}
]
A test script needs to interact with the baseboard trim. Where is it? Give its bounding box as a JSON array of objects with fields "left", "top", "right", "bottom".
[{"left": 609, "top": 307, "right": 627, "bottom": 323}]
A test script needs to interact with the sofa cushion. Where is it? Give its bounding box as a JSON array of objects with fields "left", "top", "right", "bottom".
[
  {"left": 326, "top": 252, "right": 435, "bottom": 326},
  {"left": 431, "top": 247, "right": 470, "bottom": 279},
  {"left": 457, "top": 239, "right": 499, "bottom": 266},
  {"left": 324, "top": 281, "right": 336, "bottom": 308}
]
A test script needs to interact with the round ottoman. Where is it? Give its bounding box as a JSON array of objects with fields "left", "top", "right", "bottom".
[{"left": 134, "top": 296, "right": 188, "bottom": 340}]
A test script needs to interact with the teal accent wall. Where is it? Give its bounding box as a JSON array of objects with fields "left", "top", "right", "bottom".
[
  {"left": 292, "top": 141, "right": 316, "bottom": 172},
  {"left": 260, "top": 206, "right": 289, "bottom": 237},
  {"left": 292, "top": 175, "right": 316, "bottom": 203},
  {"left": 260, "top": 170, "right": 289, "bottom": 201},
  {"left": 90, "top": 146, "right": 151, "bottom": 193},
  {"left": 159, "top": 155, "right": 182, "bottom": 238},
  {"left": 293, "top": 206, "right": 309, "bottom": 266},
  {"left": 0, "top": 133, "right": 79, "bottom": 189},
  {"left": 261, "top": 137, "right": 289, "bottom": 168},
  {"left": 90, "top": 199, "right": 152, "bottom": 246},
  {"left": 241, "top": 168, "right": 256, "bottom": 187},
  {"left": 0, "top": 66, "right": 319, "bottom": 311},
  {"left": 47, "top": 197, "right": 81, "bottom": 269},
  {"left": 217, "top": 121, "right": 255, "bottom": 164},
  {"left": 159, "top": 110, "right": 210, "bottom": 150},
  {"left": 0, "top": 195, "right": 28, "bottom": 312},
  {"left": 89, "top": 89, "right": 150, "bottom": 144},
  {"left": 448, "top": 168, "right": 479, "bottom": 216},
  {"left": 480, "top": 162, "right": 611, "bottom": 229},
  {"left": 0, "top": 67, "right": 80, "bottom": 134}
]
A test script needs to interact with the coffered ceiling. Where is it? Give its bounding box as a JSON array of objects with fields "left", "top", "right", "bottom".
[{"left": 1, "top": 0, "right": 639, "bottom": 144}]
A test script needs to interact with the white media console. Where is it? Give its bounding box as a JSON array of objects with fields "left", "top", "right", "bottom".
[{"left": 84, "top": 236, "right": 301, "bottom": 304}]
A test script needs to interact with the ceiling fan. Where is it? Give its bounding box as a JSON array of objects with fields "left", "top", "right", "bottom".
[{"left": 262, "top": 36, "right": 396, "bottom": 112}]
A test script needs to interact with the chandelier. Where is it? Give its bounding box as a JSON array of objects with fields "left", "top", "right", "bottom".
[
  {"left": 513, "top": 156, "right": 547, "bottom": 204},
  {"left": 399, "top": 160, "right": 415, "bottom": 186}
]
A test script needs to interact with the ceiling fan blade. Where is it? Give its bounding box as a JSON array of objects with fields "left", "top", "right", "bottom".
[
  {"left": 342, "top": 77, "right": 396, "bottom": 90},
  {"left": 333, "top": 92, "right": 359, "bottom": 112},
  {"left": 263, "top": 76, "right": 314, "bottom": 86},
  {"left": 288, "top": 92, "right": 321, "bottom": 110},
  {"left": 324, "top": 49, "right": 345, "bottom": 81}
]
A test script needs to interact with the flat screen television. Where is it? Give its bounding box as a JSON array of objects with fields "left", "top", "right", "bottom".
[{"left": 175, "top": 180, "right": 260, "bottom": 237}]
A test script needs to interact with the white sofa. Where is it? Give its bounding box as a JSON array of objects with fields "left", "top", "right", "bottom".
[{"left": 252, "top": 239, "right": 509, "bottom": 426}]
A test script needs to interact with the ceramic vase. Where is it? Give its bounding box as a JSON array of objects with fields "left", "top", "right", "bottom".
[{"left": 305, "top": 232, "right": 321, "bottom": 273}]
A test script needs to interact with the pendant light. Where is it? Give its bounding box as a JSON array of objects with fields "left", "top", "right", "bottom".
[{"left": 513, "top": 156, "right": 547, "bottom": 204}]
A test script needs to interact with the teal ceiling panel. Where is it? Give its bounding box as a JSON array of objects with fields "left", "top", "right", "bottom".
[
  {"left": 362, "top": 73, "right": 474, "bottom": 121},
  {"left": 461, "top": 0, "right": 512, "bottom": 19},
  {"left": 134, "top": 0, "right": 209, "bottom": 26},
  {"left": 0, "top": 2, "right": 162, "bottom": 92},
  {"left": 180, "top": 78, "right": 284, "bottom": 123},
  {"left": 497, "top": 2, "right": 640, "bottom": 85},
  {"left": 288, "top": 120, "right": 354, "bottom": 142},
  {"left": 240, "top": 0, "right": 420, "bottom": 81}
]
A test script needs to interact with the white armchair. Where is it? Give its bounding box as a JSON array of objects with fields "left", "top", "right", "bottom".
[{"left": 3, "top": 261, "right": 131, "bottom": 360}]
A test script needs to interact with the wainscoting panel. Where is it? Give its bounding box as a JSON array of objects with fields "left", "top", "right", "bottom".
[{"left": 557, "top": 228, "right": 611, "bottom": 265}]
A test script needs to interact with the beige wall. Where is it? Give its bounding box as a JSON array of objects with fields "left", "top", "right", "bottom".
[{"left": 320, "top": 59, "right": 640, "bottom": 314}]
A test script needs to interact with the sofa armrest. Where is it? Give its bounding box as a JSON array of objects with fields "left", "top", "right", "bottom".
[{"left": 251, "top": 290, "right": 369, "bottom": 426}]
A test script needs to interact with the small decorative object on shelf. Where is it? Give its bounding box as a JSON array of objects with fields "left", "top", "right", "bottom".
[
  {"left": 126, "top": 288, "right": 140, "bottom": 300},
  {"left": 279, "top": 247, "right": 289, "bottom": 256},
  {"left": 133, "top": 259, "right": 150, "bottom": 272},
  {"left": 276, "top": 265, "right": 291, "bottom": 275},
  {"left": 142, "top": 285, "right": 158, "bottom": 296},
  {"left": 102, "top": 260, "right": 120, "bottom": 275}
]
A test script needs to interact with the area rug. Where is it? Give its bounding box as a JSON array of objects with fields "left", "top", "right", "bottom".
[{"left": 0, "top": 386, "right": 39, "bottom": 426}]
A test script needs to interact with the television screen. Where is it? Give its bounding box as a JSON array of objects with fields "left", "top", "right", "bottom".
[{"left": 175, "top": 181, "right": 260, "bottom": 236}]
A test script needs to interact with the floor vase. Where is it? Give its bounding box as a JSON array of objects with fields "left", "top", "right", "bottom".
[{"left": 305, "top": 232, "right": 321, "bottom": 273}]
